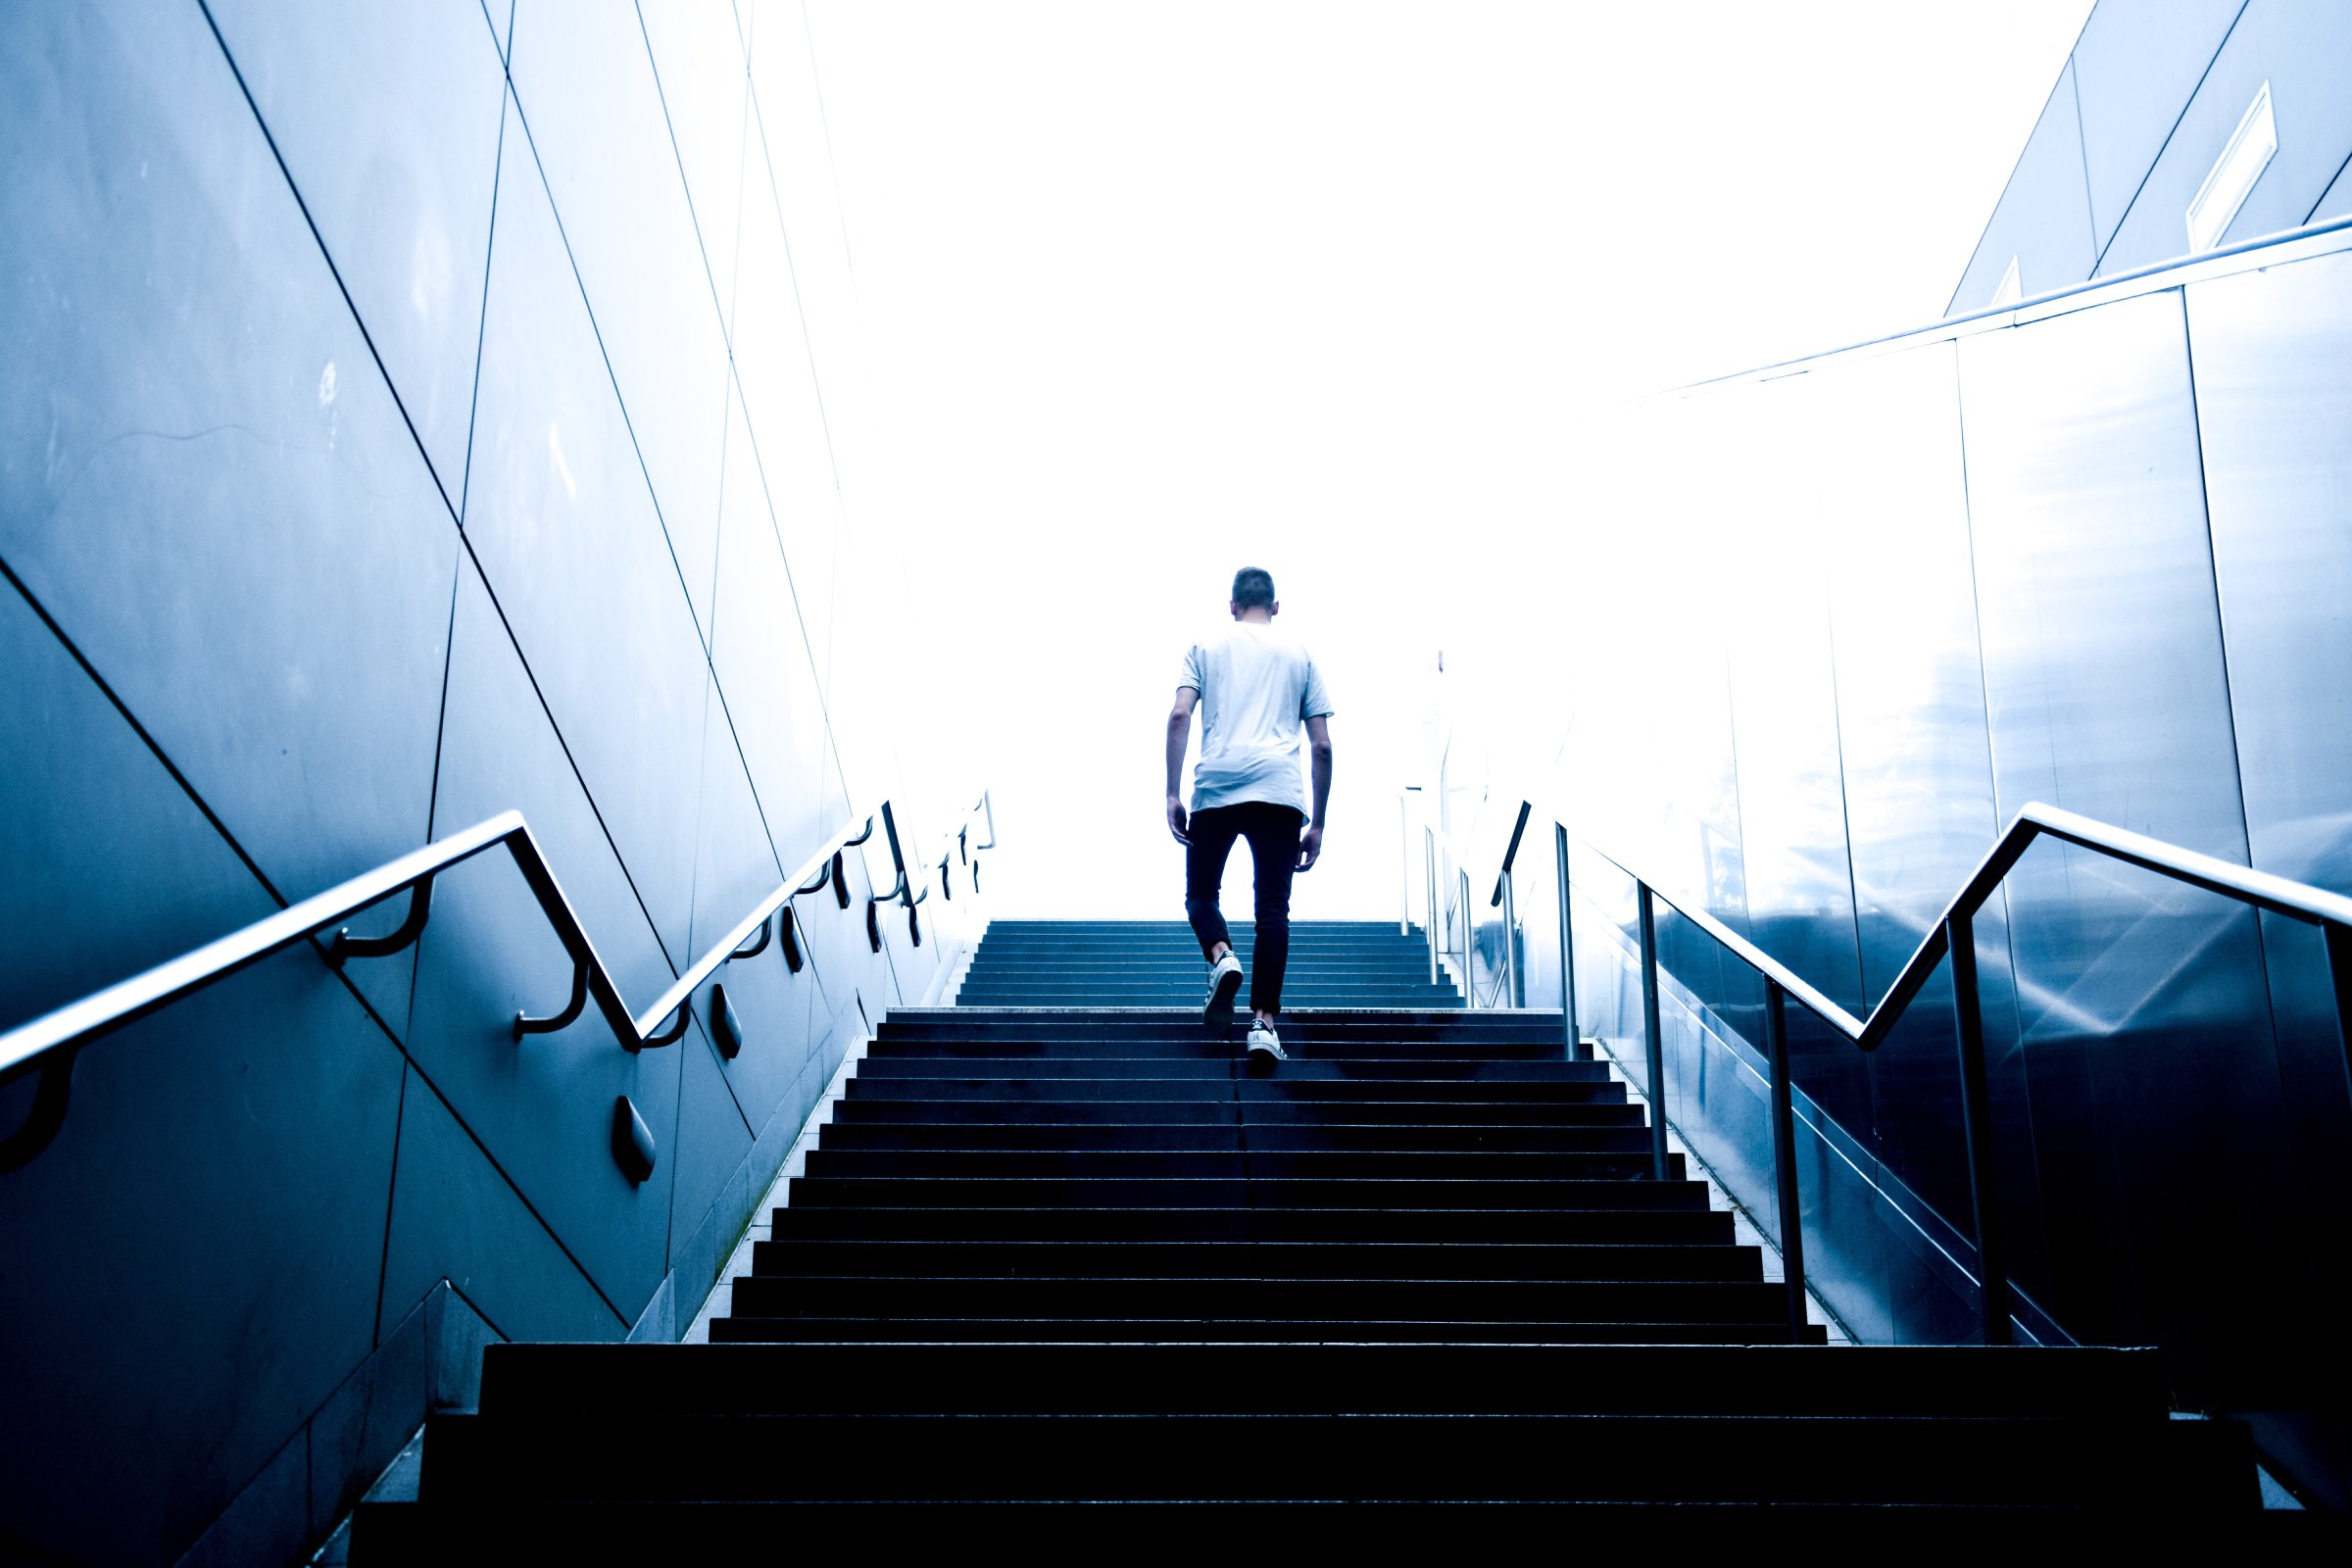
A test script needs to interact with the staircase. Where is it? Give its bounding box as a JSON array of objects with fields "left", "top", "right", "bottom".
[
  {"left": 349, "top": 923, "right": 2298, "bottom": 1555},
  {"left": 953, "top": 918, "right": 1462, "bottom": 1008}
]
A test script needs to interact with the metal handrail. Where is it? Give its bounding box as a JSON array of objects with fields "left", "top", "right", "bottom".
[
  {"left": 1402, "top": 795, "right": 1477, "bottom": 997},
  {"left": 1546, "top": 796, "right": 2352, "bottom": 1348},
  {"left": 862, "top": 792, "right": 994, "bottom": 951},
  {"left": 1581, "top": 801, "right": 2352, "bottom": 1053},
  {"left": 644, "top": 808, "right": 890, "bottom": 1041},
  {"left": 1401, "top": 791, "right": 1536, "bottom": 1009},
  {"left": 1396, "top": 778, "right": 2352, "bottom": 1344},
  {"left": 0, "top": 795, "right": 930, "bottom": 1172}
]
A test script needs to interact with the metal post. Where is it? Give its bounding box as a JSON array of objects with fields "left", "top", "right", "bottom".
[
  {"left": 2327, "top": 922, "right": 2352, "bottom": 1108},
  {"left": 1424, "top": 828, "right": 1441, "bottom": 987},
  {"left": 1637, "top": 884, "right": 1669, "bottom": 1181},
  {"left": 1948, "top": 909, "right": 2012, "bottom": 1347},
  {"left": 1448, "top": 869, "right": 1467, "bottom": 1005},
  {"left": 1501, "top": 869, "right": 1521, "bottom": 1007},
  {"left": 1554, "top": 824, "right": 1579, "bottom": 1057},
  {"left": 1762, "top": 980, "right": 1809, "bottom": 1344}
]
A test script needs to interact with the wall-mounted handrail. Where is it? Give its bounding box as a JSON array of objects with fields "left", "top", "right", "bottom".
[
  {"left": 638, "top": 809, "right": 884, "bottom": 1047},
  {"left": 863, "top": 792, "right": 994, "bottom": 952},
  {"left": 0, "top": 798, "right": 910, "bottom": 1172},
  {"left": 1549, "top": 795, "right": 2352, "bottom": 1348}
]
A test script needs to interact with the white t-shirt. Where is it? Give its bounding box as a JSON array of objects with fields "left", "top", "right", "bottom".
[{"left": 1178, "top": 621, "right": 1335, "bottom": 815}]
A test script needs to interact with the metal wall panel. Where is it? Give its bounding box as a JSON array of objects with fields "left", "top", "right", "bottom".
[
  {"left": 205, "top": 0, "right": 506, "bottom": 502},
  {"left": 462, "top": 92, "right": 712, "bottom": 968},
  {"left": 2312, "top": 156, "right": 2352, "bottom": 226},
  {"left": 744, "top": 0, "right": 860, "bottom": 393},
  {"left": 2096, "top": 0, "right": 2352, "bottom": 274},
  {"left": 0, "top": 582, "right": 401, "bottom": 1564},
  {"left": 2191, "top": 237, "right": 2352, "bottom": 900},
  {"left": 2069, "top": 0, "right": 2247, "bottom": 258},
  {"left": 1612, "top": 392, "right": 1760, "bottom": 1046},
  {"left": 1712, "top": 372, "right": 1875, "bottom": 1153},
  {"left": 376, "top": 1065, "right": 629, "bottom": 1348},
  {"left": 511, "top": 0, "right": 731, "bottom": 641},
  {"left": 1958, "top": 288, "right": 2290, "bottom": 1397},
  {"left": 667, "top": 1025, "right": 758, "bottom": 1283},
  {"left": 1947, "top": 62, "right": 2098, "bottom": 314},
  {"left": 0, "top": 965, "right": 405, "bottom": 1568},
  {"left": 638, "top": 0, "right": 754, "bottom": 338},
  {"left": 408, "top": 562, "right": 686, "bottom": 1316},
  {"left": 0, "top": 2, "right": 916, "bottom": 1559},
  {"left": 729, "top": 152, "right": 848, "bottom": 700},
  {"left": 0, "top": 583, "right": 281, "bottom": 1033},
  {"left": 687, "top": 672, "right": 821, "bottom": 1133},
  {"left": 1719, "top": 373, "right": 1868, "bottom": 1022},
  {"left": 710, "top": 376, "right": 845, "bottom": 870},
  {"left": 0, "top": 0, "right": 460, "bottom": 950},
  {"left": 2187, "top": 247, "right": 2352, "bottom": 1489},
  {"left": 1808, "top": 343, "right": 2041, "bottom": 1286}
]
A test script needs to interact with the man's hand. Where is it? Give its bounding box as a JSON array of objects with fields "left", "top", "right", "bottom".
[
  {"left": 1301, "top": 715, "right": 1331, "bottom": 872},
  {"left": 1166, "top": 690, "right": 1199, "bottom": 845}
]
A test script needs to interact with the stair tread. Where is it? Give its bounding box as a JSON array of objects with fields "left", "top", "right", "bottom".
[{"left": 351, "top": 949, "right": 2267, "bottom": 1543}]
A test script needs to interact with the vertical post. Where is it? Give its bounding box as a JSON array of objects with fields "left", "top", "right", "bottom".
[
  {"left": 1762, "top": 980, "right": 1809, "bottom": 1344},
  {"left": 1948, "top": 909, "right": 2012, "bottom": 1347},
  {"left": 1637, "top": 884, "right": 1669, "bottom": 1182},
  {"left": 1501, "top": 869, "right": 1521, "bottom": 1007},
  {"left": 1424, "top": 828, "right": 1441, "bottom": 987},
  {"left": 2327, "top": 922, "right": 2352, "bottom": 1107},
  {"left": 1555, "top": 824, "right": 1578, "bottom": 1056},
  {"left": 1460, "top": 869, "right": 1475, "bottom": 1006}
]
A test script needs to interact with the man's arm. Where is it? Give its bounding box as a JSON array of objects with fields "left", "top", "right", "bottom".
[
  {"left": 1165, "top": 687, "right": 1199, "bottom": 844},
  {"left": 1298, "top": 714, "right": 1333, "bottom": 870}
]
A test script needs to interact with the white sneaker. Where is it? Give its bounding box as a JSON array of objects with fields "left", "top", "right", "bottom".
[
  {"left": 1246, "top": 1019, "right": 1287, "bottom": 1063},
  {"left": 1203, "top": 951, "right": 1244, "bottom": 1026}
]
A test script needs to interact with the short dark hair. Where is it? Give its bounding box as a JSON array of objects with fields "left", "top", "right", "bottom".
[{"left": 1231, "top": 566, "right": 1276, "bottom": 610}]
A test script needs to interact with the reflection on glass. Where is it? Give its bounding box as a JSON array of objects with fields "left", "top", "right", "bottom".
[
  {"left": 1460, "top": 230, "right": 2352, "bottom": 1440},
  {"left": 2186, "top": 247, "right": 2352, "bottom": 1407}
]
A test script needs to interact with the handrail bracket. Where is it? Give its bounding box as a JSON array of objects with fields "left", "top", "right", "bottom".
[
  {"left": 514, "top": 956, "right": 590, "bottom": 1042},
  {"left": 327, "top": 875, "right": 434, "bottom": 965}
]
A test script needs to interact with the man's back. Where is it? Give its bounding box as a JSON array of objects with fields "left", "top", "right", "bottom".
[
  {"left": 1182, "top": 620, "right": 1331, "bottom": 816},
  {"left": 1164, "top": 564, "right": 1334, "bottom": 1054}
]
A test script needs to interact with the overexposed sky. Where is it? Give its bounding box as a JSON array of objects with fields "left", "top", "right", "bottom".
[{"left": 803, "top": 0, "right": 2093, "bottom": 919}]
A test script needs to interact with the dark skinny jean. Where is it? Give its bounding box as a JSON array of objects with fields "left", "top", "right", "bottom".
[{"left": 1183, "top": 801, "right": 1303, "bottom": 1015}]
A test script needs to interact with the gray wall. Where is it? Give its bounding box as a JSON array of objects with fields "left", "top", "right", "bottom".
[
  {"left": 1499, "top": 226, "right": 2352, "bottom": 1505},
  {"left": 0, "top": 3, "right": 971, "bottom": 1563},
  {"left": 1949, "top": 0, "right": 2352, "bottom": 313}
]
